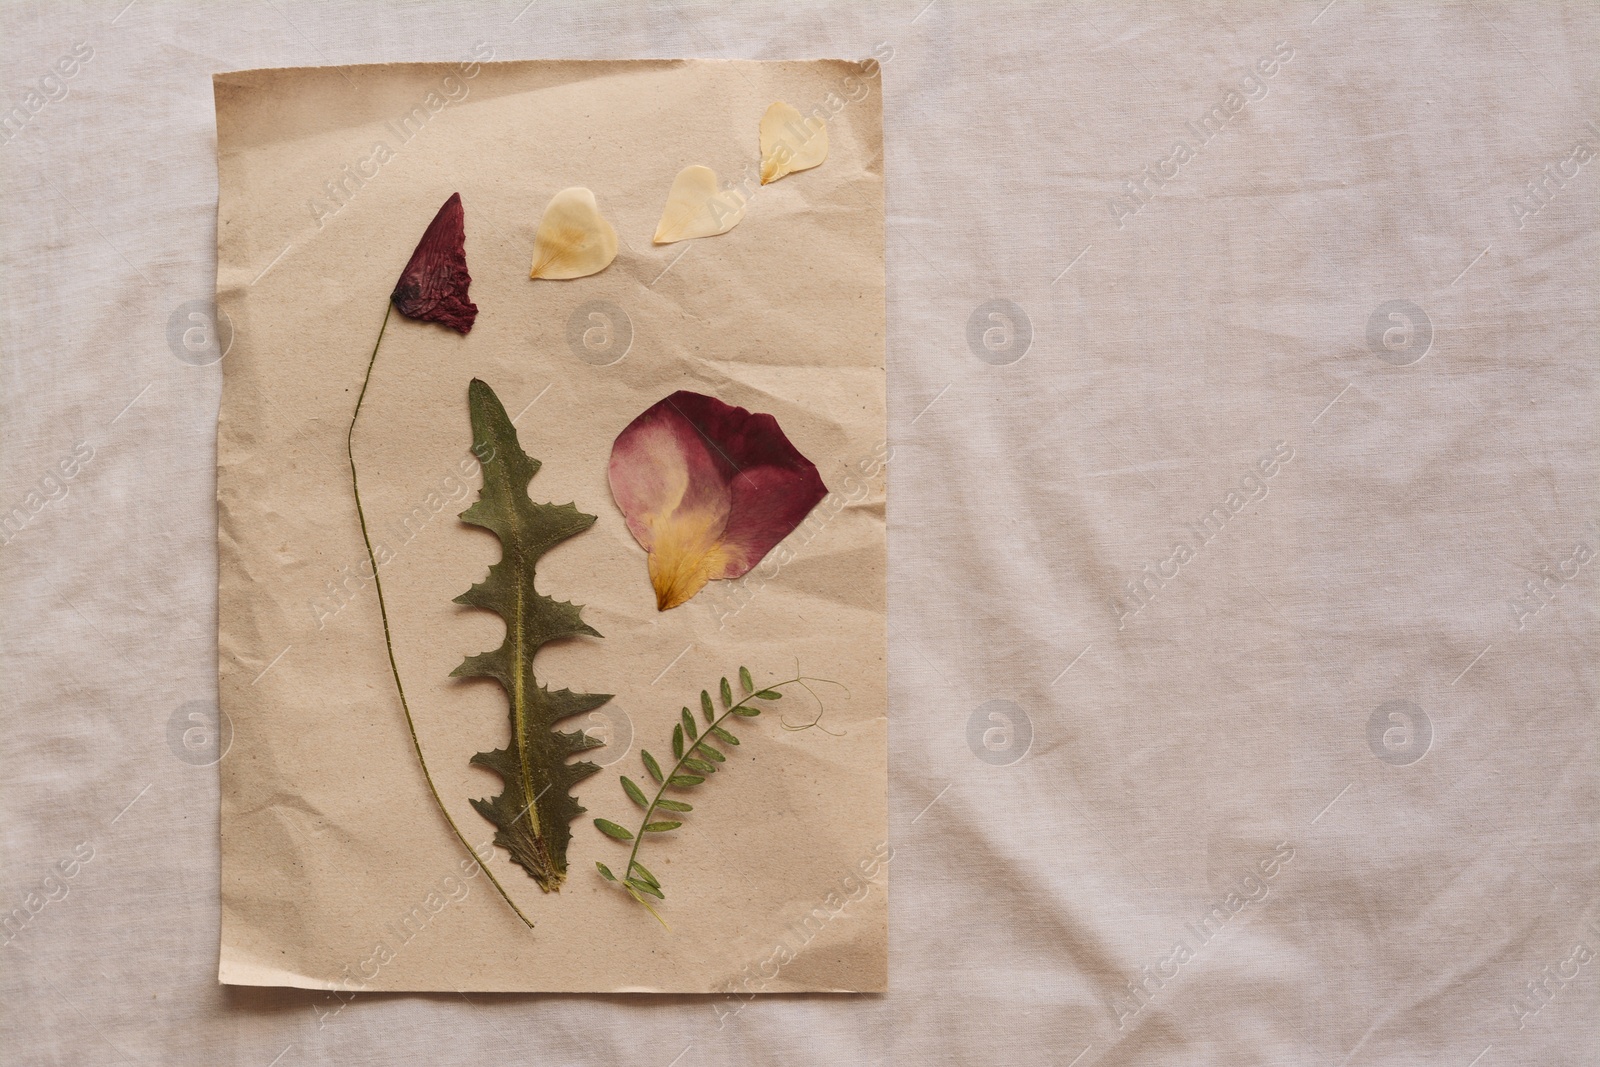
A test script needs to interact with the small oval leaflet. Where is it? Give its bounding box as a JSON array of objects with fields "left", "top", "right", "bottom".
[
  {"left": 628, "top": 878, "right": 665, "bottom": 899},
  {"left": 595, "top": 819, "right": 634, "bottom": 841}
]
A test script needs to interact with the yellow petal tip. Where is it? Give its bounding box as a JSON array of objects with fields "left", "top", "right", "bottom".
[
  {"left": 646, "top": 524, "right": 726, "bottom": 612},
  {"left": 650, "top": 564, "right": 710, "bottom": 612}
]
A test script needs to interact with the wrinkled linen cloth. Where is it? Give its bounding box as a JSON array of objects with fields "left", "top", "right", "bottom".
[{"left": 2, "top": 2, "right": 1595, "bottom": 1064}]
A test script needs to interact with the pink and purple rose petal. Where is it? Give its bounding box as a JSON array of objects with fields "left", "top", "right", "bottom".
[{"left": 609, "top": 392, "right": 826, "bottom": 610}]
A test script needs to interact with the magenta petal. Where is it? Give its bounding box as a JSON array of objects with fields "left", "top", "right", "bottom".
[
  {"left": 390, "top": 192, "right": 478, "bottom": 334},
  {"left": 665, "top": 392, "right": 826, "bottom": 578},
  {"left": 608, "top": 391, "right": 826, "bottom": 610}
]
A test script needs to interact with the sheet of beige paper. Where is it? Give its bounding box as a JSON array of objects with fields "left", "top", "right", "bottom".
[{"left": 213, "top": 60, "right": 885, "bottom": 993}]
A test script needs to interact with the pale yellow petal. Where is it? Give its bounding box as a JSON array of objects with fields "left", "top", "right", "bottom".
[
  {"left": 653, "top": 165, "right": 747, "bottom": 244},
  {"left": 529, "top": 187, "right": 618, "bottom": 280},
  {"left": 759, "top": 101, "right": 828, "bottom": 184}
]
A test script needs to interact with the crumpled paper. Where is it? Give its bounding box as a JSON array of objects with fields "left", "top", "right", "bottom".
[{"left": 214, "top": 58, "right": 885, "bottom": 993}]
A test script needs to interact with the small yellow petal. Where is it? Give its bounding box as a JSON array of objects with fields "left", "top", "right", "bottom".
[
  {"left": 759, "top": 101, "right": 828, "bottom": 185},
  {"left": 529, "top": 187, "right": 618, "bottom": 280},
  {"left": 653, "top": 165, "right": 747, "bottom": 245}
]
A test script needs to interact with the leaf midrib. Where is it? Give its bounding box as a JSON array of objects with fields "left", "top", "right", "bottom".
[{"left": 502, "top": 462, "right": 541, "bottom": 848}]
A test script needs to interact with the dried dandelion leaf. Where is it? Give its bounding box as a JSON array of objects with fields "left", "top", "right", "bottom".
[
  {"left": 759, "top": 101, "right": 828, "bottom": 184},
  {"left": 653, "top": 165, "right": 747, "bottom": 245},
  {"left": 529, "top": 186, "right": 618, "bottom": 280},
  {"left": 454, "top": 378, "right": 610, "bottom": 893}
]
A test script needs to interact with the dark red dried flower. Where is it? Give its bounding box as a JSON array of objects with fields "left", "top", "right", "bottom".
[{"left": 390, "top": 192, "right": 477, "bottom": 334}]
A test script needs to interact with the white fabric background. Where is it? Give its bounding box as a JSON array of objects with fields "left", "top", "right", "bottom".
[{"left": 3, "top": 2, "right": 1596, "bottom": 1065}]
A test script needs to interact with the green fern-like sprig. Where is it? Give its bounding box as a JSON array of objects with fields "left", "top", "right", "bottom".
[{"left": 593, "top": 667, "right": 828, "bottom": 925}]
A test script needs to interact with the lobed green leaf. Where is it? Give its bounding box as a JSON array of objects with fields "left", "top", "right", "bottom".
[{"left": 454, "top": 379, "right": 608, "bottom": 894}]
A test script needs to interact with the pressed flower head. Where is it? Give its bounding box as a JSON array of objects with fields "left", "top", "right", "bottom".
[{"left": 390, "top": 192, "right": 477, "bottom": 333}]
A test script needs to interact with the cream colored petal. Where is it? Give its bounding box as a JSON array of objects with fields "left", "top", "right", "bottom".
[
  {"left": 759, "top": 101, "right": 828, "bottom": 184},
  {"left": 653, "top": 165, "right": 747, "bottom": 245},
  {"left": 529, "top": 187, "right": 618, "bottom": 280}
]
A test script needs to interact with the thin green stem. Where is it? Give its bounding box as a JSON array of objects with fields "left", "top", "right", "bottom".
[
  {"left": 618, "top": 676, "right": 814, "bottom": 913},
  {"left": 348, "top": 302, "right": 535, "bottom": 930}
]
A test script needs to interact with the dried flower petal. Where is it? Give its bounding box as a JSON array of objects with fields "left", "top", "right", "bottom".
[
  {"left": 390, "top": 192, "right": 477, "bottom": 333},
  {"left": 609, "top": 392, "right": 826, "bottom": 611},
  {"left": 759, "top": 102, "right": 828, "bottom": 185},
  {"left": 529, "top": 187, "right": 619, "bottom": 280},
  {"left": 653, "top": 165, "right": 747, "bottom": 245}
]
